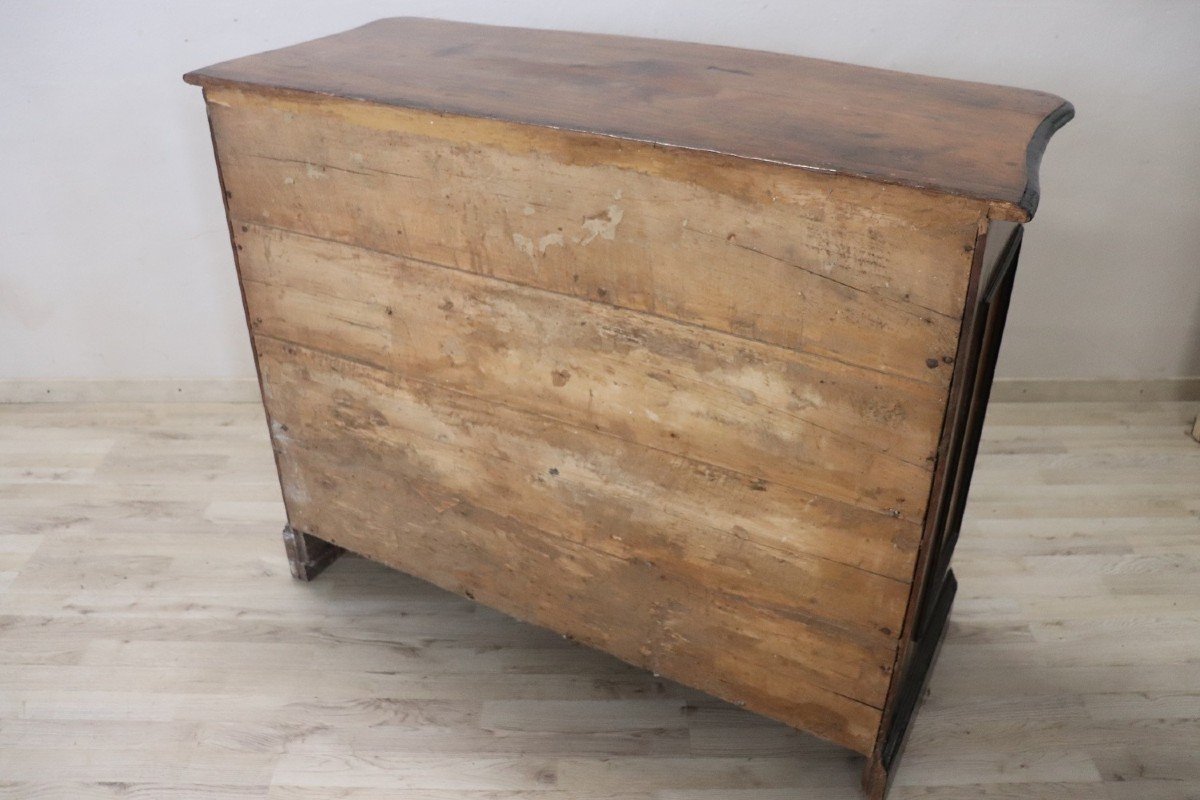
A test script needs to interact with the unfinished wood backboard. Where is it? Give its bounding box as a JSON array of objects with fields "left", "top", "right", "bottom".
[{"left": 186, "top": 19, "right": 1071, "bottom": 797}]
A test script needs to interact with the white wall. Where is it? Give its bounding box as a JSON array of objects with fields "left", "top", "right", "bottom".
[{"left": 3, "top": 1, "right": 1198, "bottom": 382}]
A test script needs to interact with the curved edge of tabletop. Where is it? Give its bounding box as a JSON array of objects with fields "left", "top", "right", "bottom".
[{"left": 1014, "top": 100, "right": 1075, "bottom": 221}]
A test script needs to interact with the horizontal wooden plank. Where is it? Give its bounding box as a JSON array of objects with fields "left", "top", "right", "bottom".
[
  {"left": 256, "top": 341, "right": 886, "bottom": 752},
  {"left": 208, "top": 86, "right": 979, "bottom": 388},
  {"left": 237, "top": 223, "right": 941, "bottom": 527}
]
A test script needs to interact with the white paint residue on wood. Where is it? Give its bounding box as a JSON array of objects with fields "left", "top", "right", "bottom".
[
  {"left": 538, "top": 232, "right": 565, "bottom": 253},
  {"left": 512, "top": 233, "right": 535, "bottom": 258},
  {"left": 512, "top": 232, "right": 565, "bottom": 259},
  {"left": 580, "top": 205, "right": 624, "bottom": 245}
]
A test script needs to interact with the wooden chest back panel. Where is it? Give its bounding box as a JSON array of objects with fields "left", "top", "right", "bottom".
[{"left": 207, "top": 86, "right": 990, "bottom": 755}]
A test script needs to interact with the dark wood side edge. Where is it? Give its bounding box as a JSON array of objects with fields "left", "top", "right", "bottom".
[
  {"left": 864, "top": 569, "right": 958, "bottom": 799},
  {"left": 282, "top": 525, "right": 345, "bottom": 581},
  {"left": 1018, "top": 101, "right": 1075, "bottom": 219},
  {"left": 915, "top": 226, "right": 1022, "bottom": 639},
  {"left": 862, "top": 220, "right": 1024, "bottom": 798}
]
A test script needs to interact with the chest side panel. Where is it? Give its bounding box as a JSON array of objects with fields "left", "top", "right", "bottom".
[{"left": 207, "top": 87, "right": 984, "bottom": 754}]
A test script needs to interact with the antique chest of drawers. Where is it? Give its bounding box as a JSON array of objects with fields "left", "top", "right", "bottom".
[{"left": 185, "top": 19, "right": 1071, "bottom": 797}]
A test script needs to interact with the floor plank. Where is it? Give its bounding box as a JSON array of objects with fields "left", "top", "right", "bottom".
[{"left": 0, "top": 399, "right": 1198, "bottom": 798}]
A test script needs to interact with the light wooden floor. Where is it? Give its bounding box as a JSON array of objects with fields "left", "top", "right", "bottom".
[{"left": 1, "top": 400, "right": 1198, "bottom": 799}]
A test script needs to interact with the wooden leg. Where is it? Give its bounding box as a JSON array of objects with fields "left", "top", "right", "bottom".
[
  {"left": 281, "top": 524, "right": 343, "bottom": 581},
  {"left": 862, "top": 570, "right": 957, "bottom": 799}
]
